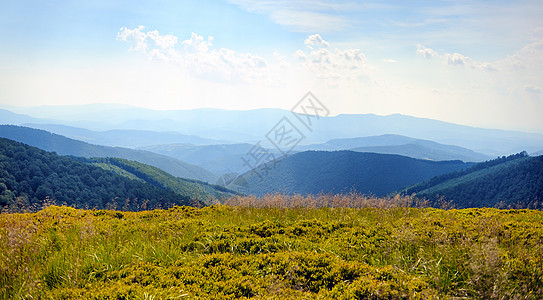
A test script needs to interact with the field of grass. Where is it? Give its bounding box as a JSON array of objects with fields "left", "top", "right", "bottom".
[{"left": 1, "top": 194, "right": 542, "bottom": 299}]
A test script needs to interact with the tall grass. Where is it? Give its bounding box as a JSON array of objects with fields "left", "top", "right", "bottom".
[
  {"left": 223, "top": 192, "right": 432, "bottom": 209},
  {"left": 1, "top": 195, "right": 542, "bottom": 299}
]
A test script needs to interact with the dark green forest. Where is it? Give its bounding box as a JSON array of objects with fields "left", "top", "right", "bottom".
[
  {"left": 230, "top": 151, "right": 473, "bottom": 196},
  {"left": 405, "top": 152, "right": 543, "bottom": 208},
  {"left": 0, "top": 138, "right": 201, "bottom": 211},
  {"left": 84, "top": 157, "right": 239, "bottom": 205}
]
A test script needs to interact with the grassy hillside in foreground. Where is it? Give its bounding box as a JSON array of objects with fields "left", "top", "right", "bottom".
[
  {"left": 0, "top": 138, "right": 201, "bottom": 211},
  {"left": 229, "top": 151, "right": 473, "bottom": 196},
  {"left": 1, "top": 199, "right": 542, "bottom": 299},
  {"left": 86, "top": 157, "right": 239, "bottom": 205},
  {"left": 404, "top": 152, "right": 543, "bottom": 208}
]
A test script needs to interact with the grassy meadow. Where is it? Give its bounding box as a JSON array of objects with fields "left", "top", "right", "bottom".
[{"left": 1, "top": 194, "right": 542, "bottom": 299}]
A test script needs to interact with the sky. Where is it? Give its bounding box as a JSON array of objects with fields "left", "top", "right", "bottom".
[{"left": 0, "top": 0, "right": 542, "bottom": 132}]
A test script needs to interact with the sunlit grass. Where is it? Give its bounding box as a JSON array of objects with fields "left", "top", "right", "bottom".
[{"left": 1, "top": 194, "right": 542, "bottom": 299}]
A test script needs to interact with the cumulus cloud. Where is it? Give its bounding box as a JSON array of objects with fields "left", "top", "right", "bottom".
[
  {"left": 499, "top": 39, "right": 543, "bottom": 71},
  {"left": 416, "top": 45, "right": 438, "bottom": 59},
  {"left": 443, "top": 52, "right": 471, "bottom": 66},
  {"left": 417, "top": 44, "right": 497, "bottom": 71},
  {"left": 304, "top": 34, "right": 329, "bottom": 49},
  {"left": 117, "top": 26, "right": 269, "bottom": 83},
  {"left": 295, "top": 34, "right": 368, "bottom": 80},
  {"left": 117, "top": 26, "right": 179, "bottom": 61}
]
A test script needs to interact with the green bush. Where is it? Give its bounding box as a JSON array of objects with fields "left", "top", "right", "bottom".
[{"left": 1, "top": 203, "right": 542, "bottom": 299}]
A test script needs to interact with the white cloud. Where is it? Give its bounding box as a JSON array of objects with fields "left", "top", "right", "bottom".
[
  {"left": 417, "top": 45, "right": 497, "bottom": 71},
  {"left": 295, "top": 34, "right": 368, "bottom": 80},
  {"left": 117, "top": 26, "right": 269, "bottom": 83},
  {"left": 304, "top": 34, "right": 329, "bottom": 49},
  {"left": 382, "top": 59, "right": 397, "bottom": 63},
  {"left": 116, "top": 26, "right": 179, "bottom": 61},
  {"left": 443, "top": 52, "right": 470, "bottom": 66},
  {"left": 416, "top": 45, "right": 438, "bottom": 59}
]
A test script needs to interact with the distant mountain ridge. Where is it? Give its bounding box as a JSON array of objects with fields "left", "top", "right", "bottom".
[
  {"left": 0, "top": 125, "right": 218, "bottom": 183},
  {"left": 228, "top": 151, "right": 473, "bottom": 196},
  {"left": 140, "top": 143, "right": 283, "bottom": 174},
  {"left": 24, "top": 123, "right": 225, "bottom": 148},
  {"left": 3, "top": 105, "right": 543, "bottom": 155},
  {"left": 299, "top": 134, "right": 490, "bottom": 162}
]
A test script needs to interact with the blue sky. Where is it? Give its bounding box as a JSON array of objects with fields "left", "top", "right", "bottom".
[{"left": 1, "top": 0, "right": 542, "bottom": 132}]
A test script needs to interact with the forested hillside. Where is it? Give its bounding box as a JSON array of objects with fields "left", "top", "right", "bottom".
[
  {"left": 86, "top": 157, "right": 238, "bottom": 205},
  {"left": 229, "top": 151, "right": 472, "bottom": 196},
  {"left": 0, "top": 138, "right": 201, "bottom": 211},
  {"left": 0, "top": 125, "right": 217, "bottom": 182},
  {"left": 404, "top": 152, "right": 543, "bottom": 208}
]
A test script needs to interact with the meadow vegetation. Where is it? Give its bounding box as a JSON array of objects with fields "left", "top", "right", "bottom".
[{"left": 1, "top": 193, "right": 542, "bottom": 299}]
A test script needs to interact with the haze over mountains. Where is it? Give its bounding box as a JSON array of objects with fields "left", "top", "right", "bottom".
[
  {"left": 299, "top": 135, "right": 491, "bottom": 162},
  {"left": 3, "top": 105, "right": 543, "bottom": 156}
]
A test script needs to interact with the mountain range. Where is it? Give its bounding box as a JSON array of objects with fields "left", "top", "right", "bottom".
[
  {"left": 298, "top": 134, "right": 490, "bottom": 162},
  {"left": 3, "top": 105, "right": 543, "bottom": 156},
  {"left": 138, "top": 135, "right": 489, "bottom": 178},
  {"left": 2, "top": 104, "right": 543, "bottom": 209},
  {"left": 22, "top": 123, "right": 224, "bottom": 148}
]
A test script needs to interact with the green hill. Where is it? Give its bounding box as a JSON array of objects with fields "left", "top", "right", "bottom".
[
  {"left": 404, "top": 152, "right": 543, "bottom": 208},
  {"left": 229, "top": 151, "right": 472, "bottom": 196},
  {"left": 86, "top": 157, "right": 239, "bottom": 205},
  {"left": 0, "top": 138, "right": 201, "bottom": 211},
  {"left": 0, "top": 125, "right": 218, "bottom": 182}
]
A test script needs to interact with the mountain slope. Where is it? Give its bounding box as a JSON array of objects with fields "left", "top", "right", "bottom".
[
  {"left": 24, "top": 123, "right": 224, "bottom": 148},
  {"left": 86, "top": 157, "right": 238, "bottom": 205},
  {"left": 351, "top": 141, "right": 490, "bottom": 162},
  {"left": 228, "top": 151, "right": 473, "bottom": 196},
  {"left": 404, "top": 152, "right": 543, "bottom": 208},
  {"left": 0, "top": 138, "right": 201, "bottom": 211},
  {"left": 0, "top": 109, "right": 50, "bottom": 125},
  {"left": 298, "top": 134, "right": 419, "bottom": 151},
  {"left": 0, "top": 125, "right": 218, "bottom": 182}
]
